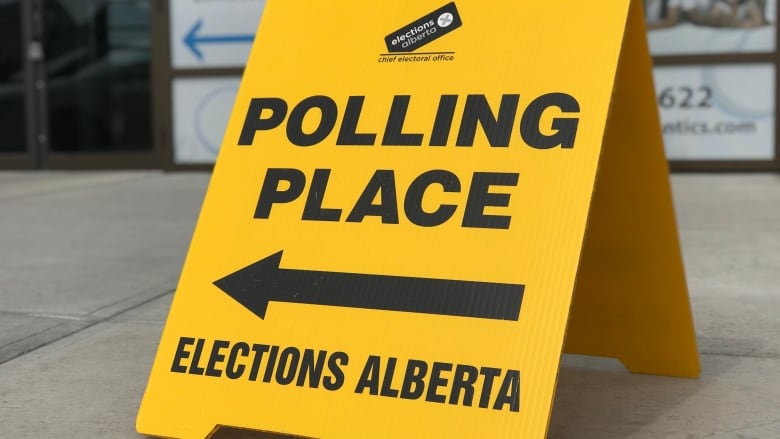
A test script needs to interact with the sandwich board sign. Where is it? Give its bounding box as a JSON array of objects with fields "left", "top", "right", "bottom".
[{"left": 137, "top": 0, "right": 700, "bottom": 437}]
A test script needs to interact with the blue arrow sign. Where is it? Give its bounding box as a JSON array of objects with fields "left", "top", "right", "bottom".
[{"left": 184, "top": 19, "right": 256, "bottom": 60}]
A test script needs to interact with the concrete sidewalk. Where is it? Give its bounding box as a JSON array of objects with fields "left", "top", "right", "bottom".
[{"left": 0, "top": 171, "right": 779, "bottom": 438}]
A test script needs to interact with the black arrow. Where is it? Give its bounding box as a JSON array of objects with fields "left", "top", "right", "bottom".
[{"left": 214, "top": 251, "right": 524, "bottom": 321}]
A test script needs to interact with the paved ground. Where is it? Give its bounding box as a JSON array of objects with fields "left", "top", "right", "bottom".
[{"left": 0, "top": 171, "right": 778, "bottom": 438}]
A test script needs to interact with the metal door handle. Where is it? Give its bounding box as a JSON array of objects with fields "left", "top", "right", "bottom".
[{"left": 27, "top": 41, "right": 44, "bottom": 61}]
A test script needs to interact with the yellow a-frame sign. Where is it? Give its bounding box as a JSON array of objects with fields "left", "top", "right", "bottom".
[{"left": 138, "top": 0, "right": 699, "bottom": 438}]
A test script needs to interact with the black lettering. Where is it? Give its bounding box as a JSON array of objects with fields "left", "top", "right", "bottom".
[
  {"left": 457, "top": 94, "right": 519, "bottom": 147},
  {"left": 478, "top": 367, "right": 502, "bottom": 408},
  {"left": 425, "top": 362, "right": 452, "bottom": 404},
  {"left": 188, "top": 338, "right": 206, "bottom": 375},
  {"left": 521, "top": 93, "right": 580, "bottom": 149},
  {"left": 382, "top": 95, "right": 424, "bottom": 146},
  {"left": 380, "top": 357, "right": 400, "bottom": 397},
  {"left": 248, "top": 344, "right": 269, "bottom": 381},
  {"left": 462, "top": 172, "right": 519, "bottom": 229},
  {"left": 400, "top": 359, "right": 428, "bottom": 400},
  {"left": 430, "top": 95, "right": 458, "bottom": 146},
  {"left": 205, "top": 339, "right": 230, "bottom": 377},
  {"left": 255, "top": 168, "right": 306, "bottom": 219},
  {"left": 337, "top": 96, "right": 377, "bottom": 145},
  {"left": 404, "top": 170, "right": 460, "bottom": 227},
  {"left": 287, "top": 96, "right": 338, "bottom": 147},
  {"left": 238, "top": 98, "right": 287, "bottom": 145},
  {"left": 346, "top": 170, "right": 399, "bottom": 224},
  {"left": 296, "top": 349, "right": 327, "bottom": 388},
  {"left": 493, "top": 370, "right": 520, "bottom": 412},
  {"left": 355, "top": 355, "right": 381, "bottom": 395},
  {"left": 226, "top": 342, "right": 250, "bottom": 380},
  {"left": 302, "top": 169, "right": 343, "bottom": 221},
  {"left": 324, "top": 352, "right": 349, "bottom": 391},
  {"left": 449, "top": 364, "right": 478, "bottom": 407},
  {"left": 171, "top": 337, "right": 195, "bottom": 374},
  {"left": 262, "top": 345, "right": 279, "bottom": 383},
  {"left": 275, "top": 347, "right": 300, "bottom": 385}
]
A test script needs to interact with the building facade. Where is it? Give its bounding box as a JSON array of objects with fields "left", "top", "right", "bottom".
[{"left": 0, "top": 0, "right": 777, "bottom": 170}]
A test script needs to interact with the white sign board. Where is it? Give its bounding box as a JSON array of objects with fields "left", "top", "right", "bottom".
[
  {"left": 654, "top": 64, "right": 775, "bottom": 160},
  {"left": 645, "top": 0, "right": 776, "bottom": 56},
  {"left": 173, "top": 77, "right": 240, "bottom": 164},
  {"left": 170, "top": 0, "right": 266, "bottom": 69}
]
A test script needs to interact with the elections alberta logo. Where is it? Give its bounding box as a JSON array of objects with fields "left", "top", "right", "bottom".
[{"left": 379, "top": 2, "right": 462, "bottom": 64}]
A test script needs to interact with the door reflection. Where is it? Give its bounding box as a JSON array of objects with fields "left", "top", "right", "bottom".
[
  {"left": 0, "top": 0, "right": 26, "bottom": 153},
  {"left": 44, "top": 0, "right": 151, "bottom": 152}
]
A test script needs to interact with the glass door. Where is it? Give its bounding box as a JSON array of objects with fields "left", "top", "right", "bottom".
[
  {"left": 0, "top": 0, "right": 161, "bottom": 169},
  {"left": 0, "top": 0, "right": 32, "bottom": 167}
]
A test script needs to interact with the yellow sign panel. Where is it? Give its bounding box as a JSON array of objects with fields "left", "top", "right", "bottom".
[{"left": 138, "top": 1, "right": 699, "bottom": 437}]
